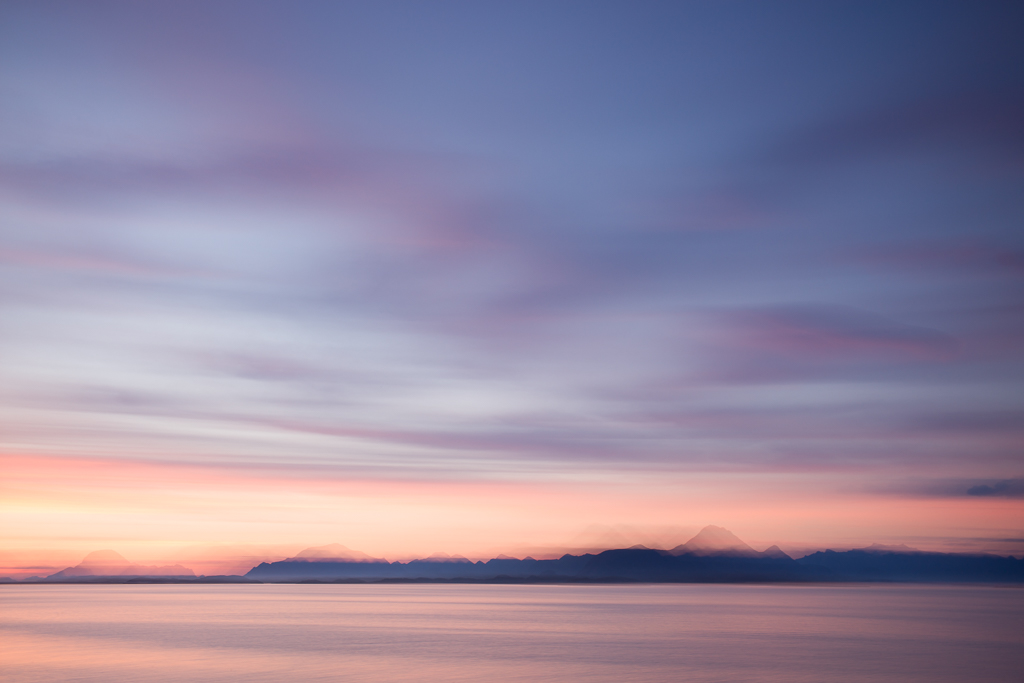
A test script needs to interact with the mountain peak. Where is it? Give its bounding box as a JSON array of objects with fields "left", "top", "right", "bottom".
[
  {"left": 295, "top": 543, "right": 351, "bottom": 558},
  {"left": 79, "top": 549, "right": 131, "bottom": 567},
  {"left": 420, "top": 552, "right": 471, "bottom": 563},
  {"left": 672, "top": 525, "right": 757, "bottom": 556},
  {"left": 761, "top": 545, "right": 792, "bottom": 559},
  {"left": 291, "top": 543, "right": 383, "bottom": 563},
  {"left": 47, "top": 550, "right": 194, "bottom": 580}
]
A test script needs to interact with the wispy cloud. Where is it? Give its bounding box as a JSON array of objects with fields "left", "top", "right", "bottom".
[
  {"left": 1, "top": 1, "right": 1022, "bottom": 553},
  {"left": 967, "top": 480, "right": 1024, "bottom": 498}
]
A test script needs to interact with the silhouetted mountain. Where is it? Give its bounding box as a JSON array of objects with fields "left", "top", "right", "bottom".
[
  {"left": 417, "top": 552, "right": 472, "bottom": 563},
  {"left": 243, "top": 530, "right": 1024, "bottom": 583},
  {"left": 46, "top": 550, "right": 195, "bottom": 580},
  {"left": 245, "top": 546, "right": 816, "bottom": 582},
  {"left": 290, "top": 543, "right": 386, "bottom": 563},
  {"left": 37, "top": 531, "right": 1021, "bottom": 584},
  {"left": 671, "top": 525, "right": 758, "bottom": 556},
  {"left": 761, "top": 545, "right": 791, "bottom": 559},
  {"left": 668, "top": 525, "right": 791, "bottom": 560},
  {"left": 245, "top": 529, "right": 806, "bottom": 582},
  {"left": 796, "top": 548, "right": 1024, "bottom": 582},
  {"left": 861, "top": 543, "right": 917, "bottom": 553},
  {"left": 79, "top": 549, "right": 132, "bottom": 569}
]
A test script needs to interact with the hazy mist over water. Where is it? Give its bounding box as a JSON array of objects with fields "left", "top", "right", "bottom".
[{"left": 3, "top": 584, "right": 1022, "bottom": 682}]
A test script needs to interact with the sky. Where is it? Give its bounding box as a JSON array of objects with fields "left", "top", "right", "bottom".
[{"left": 1, "top": 1, "right": 1023, "bottom": 576}]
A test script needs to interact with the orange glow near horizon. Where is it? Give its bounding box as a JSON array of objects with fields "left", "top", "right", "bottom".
[{"left": 3, "top": 452, "right": 1021, "bottom": 578}]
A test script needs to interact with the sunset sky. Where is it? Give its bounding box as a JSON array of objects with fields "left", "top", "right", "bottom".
[{"left": 2, "top": 1, "right": 1022, "bottom": 577}]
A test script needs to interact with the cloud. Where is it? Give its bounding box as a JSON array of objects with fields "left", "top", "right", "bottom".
[
  {"left": 1, "top": 1, "right": 1023, "bottom": 536},
  {"left": 679, "top": 305, "right": 960, "bottom": 386},
  {"left": 875, "top": 478, "right": 1024, "bottom": 500},
  {"left": 967, "top": 480, "right": 1024, "bottom": 498},
  {"left": 851, "top": 240, "right": 1024, "bottom": 277},
  {"left": 728, "top": 305, "right": 955, "bottom": 357},
  {"left": 763, "top": 90, "right": 1024, "bottom": 170},
  {"left": 0, "top": 245, "right": 206, "bottom": 281}
]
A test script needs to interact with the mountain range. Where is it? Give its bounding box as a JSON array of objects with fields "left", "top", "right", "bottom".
[
  {"left": 16, "top": 527, "right": 1023, "bottom": 584},
  {"left": 240, "top": 526, "right": 1024, "bottom": 583},
  {"left": 44, "top": 550, "right": 194, "bottom": 580}
]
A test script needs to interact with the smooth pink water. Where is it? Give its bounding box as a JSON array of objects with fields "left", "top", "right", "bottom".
[{"left": 2, "top": 584, "right": 1022, "bottom": 682}]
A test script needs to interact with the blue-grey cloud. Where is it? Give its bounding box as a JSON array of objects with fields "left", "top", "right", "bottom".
[
  {"left": 1, "top": 0, "right": 1022, "bottom": 490},
  {"left": 967, "top": 480, "right": 1024, "bottom": 498}
]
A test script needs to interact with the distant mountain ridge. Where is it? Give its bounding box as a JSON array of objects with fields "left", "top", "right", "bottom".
[
  {"left": 35, "top": 527, "right": 1024, "bottom": 583},
  {"left": 290, "top": 543, "right": 385, "bottom": 563},
  {"left": 242, "top": 526, "right": 1024, "bottom": 584},
  {"left": 46, "top": 550, "right": 195, "bottom": 580},
  {"left": 796, "top": 546, "right": 1024, "bottom": 582},
  {"left": 670, "top": 525, "right": 762, "bottom": 557}
]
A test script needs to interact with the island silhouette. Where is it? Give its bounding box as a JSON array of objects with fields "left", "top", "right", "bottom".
[{"left": 30, "top": 526, "right": 1023, "bottom": 584}]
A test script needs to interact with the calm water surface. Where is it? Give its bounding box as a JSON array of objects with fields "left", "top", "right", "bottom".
[{"left": 2, "top": 584, "right": 1022, "bottom": 682}]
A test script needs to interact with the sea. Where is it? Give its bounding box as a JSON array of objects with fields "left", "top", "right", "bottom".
[{"left": 2, "top": 583, "right": 1022, "bottom": 682}]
